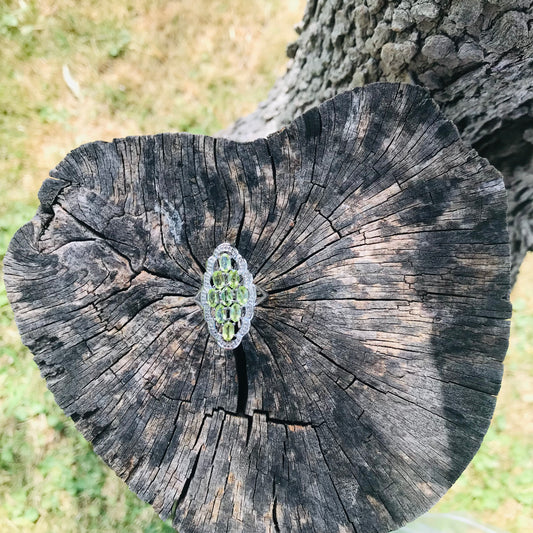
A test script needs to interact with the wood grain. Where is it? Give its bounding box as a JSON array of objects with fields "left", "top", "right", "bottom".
[{"left": 4, "top": 83, "right": 511, "bottom": 533}]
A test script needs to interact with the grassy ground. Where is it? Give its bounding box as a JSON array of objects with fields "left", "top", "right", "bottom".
[{"left": 0, "top": 1, "right": 531, "bottom": 531}]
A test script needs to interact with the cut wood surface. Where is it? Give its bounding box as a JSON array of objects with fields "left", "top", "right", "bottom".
[{"left": 5, "top": 83, "right": 512, "bottom": 533}]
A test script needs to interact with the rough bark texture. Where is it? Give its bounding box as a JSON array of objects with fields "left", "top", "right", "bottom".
[
  {"left": 225, "top": 0, "right": 533, "bottom": 285},
  {"left": 5, "top": 84, "right": 511, "bottom": 532}
]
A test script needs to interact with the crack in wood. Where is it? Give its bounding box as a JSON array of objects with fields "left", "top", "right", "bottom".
[
  {"left": 176, "top": 451, "right": 201, "bottom": 509},
  {"left": 233, "top": 344, "right": 249, "bottom": 415}
]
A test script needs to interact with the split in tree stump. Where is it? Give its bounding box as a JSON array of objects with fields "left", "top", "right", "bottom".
[{"left": 4, "top": 83, "right": 511, "bottom": 533}]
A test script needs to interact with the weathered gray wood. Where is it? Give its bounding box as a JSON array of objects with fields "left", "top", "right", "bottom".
[
  {"left": 224, "top": 0, "right": 533, "bottom": 285},
  {"left": 4, "top": 84, "right": 511, "bottom": 533}
]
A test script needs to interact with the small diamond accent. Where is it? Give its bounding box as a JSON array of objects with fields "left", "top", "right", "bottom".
[{"left": 199, "top": 243, "right": 257, "bottom": 349}]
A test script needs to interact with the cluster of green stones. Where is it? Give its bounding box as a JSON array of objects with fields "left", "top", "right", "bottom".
[
  {"left": 199, "top": 244, "right": 255, "bottom": 348},
  {"left": 199, "top": 244, "right": 256, "bottom": 349},
  {"left": 206, "top": 252, "right": 249, "bottom": 342}
]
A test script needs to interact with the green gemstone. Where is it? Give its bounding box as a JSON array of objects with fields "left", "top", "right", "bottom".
[
  {"left": 215, "top": 304, "right": 226, "bottom": 324},
  {"left": 229, "top": 303, "right": 241, "bottom": 322},
  {"left": 222, "top": 321, "right": 235, "bottom": 341},
  {"left": 212, "top": 270, "right": 225, "bottom": 289},
  {"left": 219, "top": 253, "right": 232, "bottom": 272},
  {"left": 227, "top": 270, "right": 240, "bottom": 288},
  {"left": 236, "top": 285, "right": 249, "bottom": 305},
  {"left": 207, "top": 288, "right": 218, "bottom": 307},
  {"left": 220, "top": 287, "right": 234, "bottom": 306}
]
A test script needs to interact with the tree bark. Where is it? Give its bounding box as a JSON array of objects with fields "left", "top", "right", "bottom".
[
  {"left": 224, "top": 0, "right": 533, "bottom": 285},
  {"left": 5, "top": 84, "right": 511, "bottom": 533}
]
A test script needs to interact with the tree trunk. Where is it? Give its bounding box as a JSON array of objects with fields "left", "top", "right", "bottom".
[{"left": 224, "top": 0, "right": 533, "bottom": 285}]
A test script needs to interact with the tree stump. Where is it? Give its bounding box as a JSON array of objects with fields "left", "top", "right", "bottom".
[{"left": 4, "top": 84, "right": 511, "bottom": 533}]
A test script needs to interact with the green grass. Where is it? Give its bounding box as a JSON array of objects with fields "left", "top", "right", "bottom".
[{"left": 0, "top": 1, "right": 532, "bottom": 532}]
